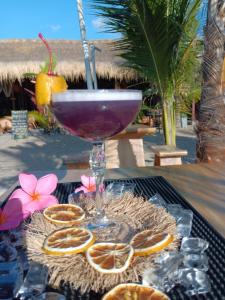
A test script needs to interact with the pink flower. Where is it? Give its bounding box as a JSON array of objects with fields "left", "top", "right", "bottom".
[
  {"left": 75, "top": 175, "right": 96, "bottom": 194},
  {"left": 9, "top": 173, "right": 58, "bottom": 217},
  {"left": 0, "top": 198, "right": 25, "bottom": 230},
  {"left": 75, "top": 175, "right": 105, "bottom": 194}
]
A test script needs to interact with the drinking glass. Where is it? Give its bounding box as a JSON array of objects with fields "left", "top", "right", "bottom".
[{"left": 52, "top": 89, "right": 142, "bottom": 235}]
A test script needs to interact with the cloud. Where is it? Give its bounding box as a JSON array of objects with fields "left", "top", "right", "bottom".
[
  {"left": 50, "top": 24, "right": 62, "bottom": 32},
  {"left": 92, "top": 17, "right": 105, "bottom": 29}
]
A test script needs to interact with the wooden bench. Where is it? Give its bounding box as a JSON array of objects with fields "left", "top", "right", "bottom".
[
  {"left": 105, "top": 125, "right": 156, "bottom": 168},
  {"left": 150, "top": 145, "right": 188, "bottom": 166},
  {"left": 63, "top": 125, "right": 156, "bottom": 169}
]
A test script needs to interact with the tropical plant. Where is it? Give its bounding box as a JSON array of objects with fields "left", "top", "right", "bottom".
[
  {"left": 174, "top": 35, "right": 203, "bottom": 121},
  {"left": 92, "top": 0, "right": 201, "bottom": 146},
  {"left": 178, "top": 85, "right": 201, "bottom": 116},
  {"left": 135, "top": 103, "right": 148, "bottom": 122},
  {"left": 28, "top": 111, "right": 48, "bottom": 129},
  {"left": 196, "top": 0, "right": 225, "bottom": 162},
  {"left": 28, "top": 110, "right": 57, "bottom": 131}
]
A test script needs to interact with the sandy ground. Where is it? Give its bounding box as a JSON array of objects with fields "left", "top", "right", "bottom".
[{"left": 0, "top": 126, "right": 196, "bottom": 197}]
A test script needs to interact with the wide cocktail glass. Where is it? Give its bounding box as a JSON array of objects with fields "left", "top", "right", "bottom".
[{"left": 52, "top": 89, "right": 142, "bottom": 235}]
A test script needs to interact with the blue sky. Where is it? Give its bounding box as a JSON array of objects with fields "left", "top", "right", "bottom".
[
  {"left": 0, "top": 0, "right": 205, "bottom": 40},
  {"left": 0, "top": 0, "right": 116, "bottom": 40}
]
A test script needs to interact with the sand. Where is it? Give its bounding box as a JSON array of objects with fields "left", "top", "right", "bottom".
[{"left": 0, "top": 126, "right": 196, "bottom": 197}]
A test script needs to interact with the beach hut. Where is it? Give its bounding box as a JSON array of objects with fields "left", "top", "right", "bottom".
[
  {"left": 0, "top": 39, "right": 139, "bottom": 116},
  {"left": 0, "top": 39, "right": 137, "bottom": 92}
]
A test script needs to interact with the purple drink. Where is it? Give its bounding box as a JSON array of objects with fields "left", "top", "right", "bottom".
[
  {"left": 52, "top": 89, "right": 142, "bottom": 235},
  {"left": 52, "top": 90, "right": 142, "bottom": 141}
]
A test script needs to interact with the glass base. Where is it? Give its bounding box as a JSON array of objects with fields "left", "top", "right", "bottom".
[{"left": 86, "top": 216, "right": 134, "bottom": 243}]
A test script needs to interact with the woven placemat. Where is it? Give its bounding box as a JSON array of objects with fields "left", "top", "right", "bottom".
[{"left": 24, "top": 193, "right": 178, "bottom": 294}]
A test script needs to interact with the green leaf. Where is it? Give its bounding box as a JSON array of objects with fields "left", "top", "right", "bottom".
[
  {"left": 28, "top": 111, "right": 49, "bottom": 128},
  {"left": 40, "top": 53, "right": 57, "bottom": 73},
  {"left": 23, "top": 72, "right": 37, "bottom": 78},
  {"left": 91, "top": 0, "right": 201, "bottom": 98},
  {"left": 91, "top": 0, "right": 201, "bottom": 145}
]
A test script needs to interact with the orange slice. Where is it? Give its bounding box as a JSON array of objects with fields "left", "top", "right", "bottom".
[
  {"left": 51, "top": 75, "right": 68, "bottom": 93},
  {"left": 130, "top": 230, "right": 173, "bottom": 256},
  {"left": 43, "top": 204, "right": 85, "bottom": 225},
  {"left": 35, "top": 72, "right": 67, "bottom": 106},
  {"left": 102, "top": 283, "right": 169, "bottom": 300},
  {"left": 86, "top": 242, "right": 134, "bottom": 274},
  {"left": 42, "top": 227, "right": 95, "bottom": 255}
]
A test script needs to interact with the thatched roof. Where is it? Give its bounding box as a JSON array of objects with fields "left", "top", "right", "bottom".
[{"left": 0, "top": 39, "right": 137, "bottom": 83}]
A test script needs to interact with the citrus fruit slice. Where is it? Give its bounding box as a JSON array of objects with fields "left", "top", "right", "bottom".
[
  {"left": 35, "top": 73, "right": 67, "bottom": 106},
  {"left": 86, "top": 242, "right": 134, "bottom": 274},
  {"left": 35, "top": 33, "right": 68, "bottom": 106},
  {"left": 51, "top": 75, "right": 68, "bottom": 93},
  {"left": 102, "top": 283, "right": 169, "bottom": 300},
  {"left": 42, "top": 227, "right": 95, "bottom": 255},
  {"left": 130, "top": 230, "right": 173, "bottom": 256},
  {"left": 43, "top": 204, "right": 85, "bottom": 225},
  {"left": 35, "top": 72, "right": 51, "bottom": 106}
]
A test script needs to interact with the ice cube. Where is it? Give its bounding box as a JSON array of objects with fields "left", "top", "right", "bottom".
[
  {"left": 178, "top": 268, "right": 211, "bottom": 296},
  {"left": 181, "top": 237, "right": 209, "bottom": 254}
]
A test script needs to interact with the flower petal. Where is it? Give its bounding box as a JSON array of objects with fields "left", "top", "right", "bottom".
[
  {"left": 75, "top": 186, "right": 89, "bottom": 193},
  {"left": 35, "top": 174, "right": 58, "bottom": 195},
  {"left": 5, "top": 189, "right": 33, "bottom": 219},
  {"left": 23, "top": 195, "right": 58, "bottom": 213},
  {"left": 9, "top": 188, "right": 32, "bottom": 205},
  {"left": 99, "top": 184, "right": 105, "bottom": 192},
  {"left": 7, "top": 189, "right": 32, "bottom": 217},
  {"left": 3, "top": 197, "right": 25, "bottom": 216},
  {"left": 0, "top": 198, "right": 27, "bottom": 230},
  {"left": 0, "top": 215, "right": 24, "bottom": 231},
  {"left": 86, "top": 185, "right": 95, "bottom": 193},
  {"left": 19, "top": 173, "right": 37, "bottom": 195},
  {"left": 81, "top": 175, "right": 95, "bottom": 188}
]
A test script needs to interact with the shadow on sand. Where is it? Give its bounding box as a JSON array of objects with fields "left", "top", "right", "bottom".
[{"left": 0, "top": 130, "right": 91, "bottom": 196}]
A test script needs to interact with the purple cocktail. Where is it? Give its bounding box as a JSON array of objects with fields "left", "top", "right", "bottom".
[
  {"left": 52, "top": 90, "right": 141, "bottom": 142},
  {"left": 52, "top": 89, "right": 142, "bottom": 234}
]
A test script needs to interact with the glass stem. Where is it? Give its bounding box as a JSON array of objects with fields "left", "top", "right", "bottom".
[{"left": 89, "top": 142, "right": 106, "bottom": 219}]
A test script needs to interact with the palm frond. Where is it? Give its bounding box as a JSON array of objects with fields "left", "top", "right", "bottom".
[{"left": 91, "top": 0, "right": 201, "bottom": 98}]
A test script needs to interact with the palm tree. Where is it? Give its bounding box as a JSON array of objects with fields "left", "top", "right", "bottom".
[
  {"left": 92, "top": 0, "right": 201, "bottom": 146},
  {"left": 174, "top": 35, "right": 202, "bottom": 126},
  {"left": 196, "top": 0, "right": 225, "bottom": 162},
  {"left": 175, "top": 36, "right": 202, "bottom": 124}
]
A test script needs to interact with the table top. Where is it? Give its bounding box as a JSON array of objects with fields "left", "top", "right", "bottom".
[
  {"left": 1, "top": 162, "right": 224, "bottom": 238},
  {"left": 110, "top": 124, "right": 156, "bottom": 140},
  {"left": 150, "top": 145, "right": 188, "bottom": 156}
]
